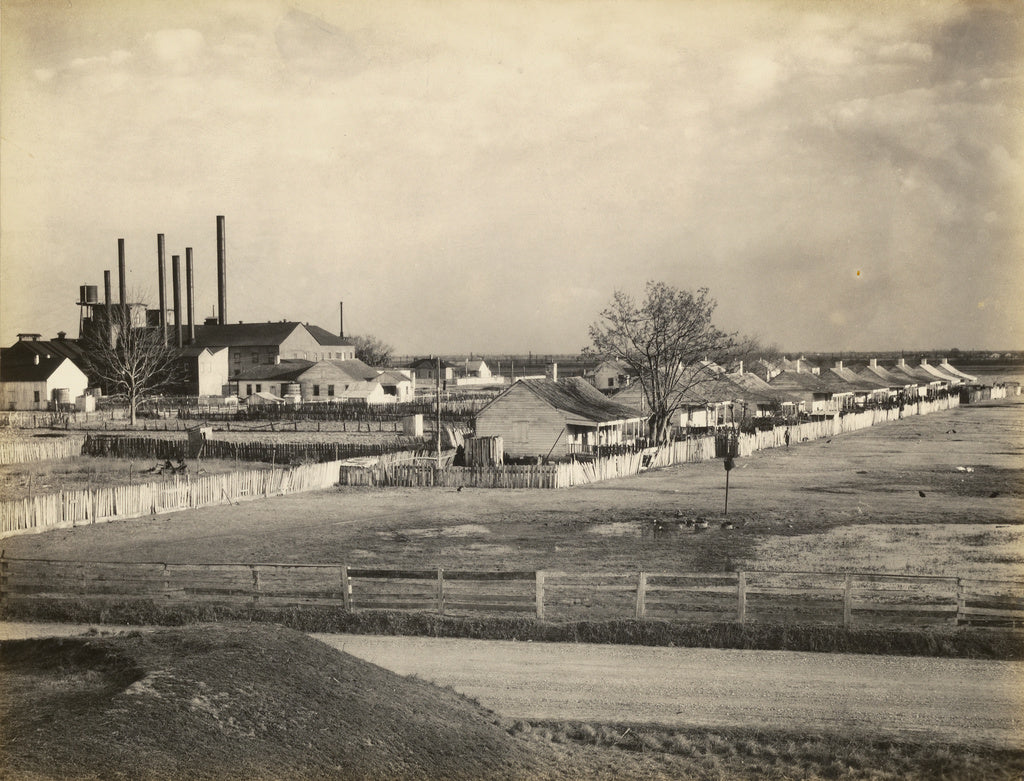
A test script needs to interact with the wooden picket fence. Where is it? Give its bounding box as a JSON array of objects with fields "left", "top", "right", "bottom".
[
  {"left": 81, "top": 435, "right": 429, "bottom": 465},
  {"left": 1, "top": 557, "right": 1020, "bottom": 629},
  {"left": 0, "top": 460, "right": 347, "bottom": 539},
  {"left": 331, "top": 395, "right": 965, "bottom": 490},
  {"left": 0, "top": 436, "right": 86, "bottom": 466}
]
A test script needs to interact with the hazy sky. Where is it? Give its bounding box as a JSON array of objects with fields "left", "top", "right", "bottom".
[{"left": 1, "top": 0, "right": 1021, "bottom": 355}]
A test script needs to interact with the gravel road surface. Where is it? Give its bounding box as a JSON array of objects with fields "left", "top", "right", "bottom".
[{"left": 4, "top": 623, "right": 1020, "bottom": 748}]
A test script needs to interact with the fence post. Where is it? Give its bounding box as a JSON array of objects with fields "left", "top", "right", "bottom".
[
  {"left": 956, "top": 577, "right": 965, "bottom": 626},
  {"left": 737, "top": 570, "right": 746, "bottom": 624},
  {"left": 635, "top": 571, "right": 647, "bottom": 620},
  {"left": 0, "top": 552, "right": 8, "bottom": 605},
  {"left": 535, "top": 570, "right": 545, "bottom": 620},
  {"left": 843, "top": 573, "right": 852, "bottom": 626},
  {"left": 251, "top": 565, "right": 261, "bottom": 604},
  {"left": 436, "top": 567, "right": 445, "bottom": 616},
  {"left": 341, "top": 565, "right": 352, "bottom": 611}
]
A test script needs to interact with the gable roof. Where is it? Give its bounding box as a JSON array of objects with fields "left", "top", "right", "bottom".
[
  {"left": 938, "top": 361, "right": 977, "bottom": 383},
  {"left": 377, "top": 370, "right": 413, "bottom": 385},
  {"left": 484, "top": 377, "right": 643, "bottom": 424},
  {"left": 407, "top": 357, "right": 454, "bottom": 370},
  {"left": 193, "top": 322, "right": 306, "bottom": 347},
  {"left": 233, "top": 359, "right": 313, "bottom": 381},
  {"left": 0, "top": 351, "right": 85, "bottom": 383},
  {"left": 328, "top": 359, "right": 379, "bottom": 381},
  {"left": 304, "top": 324, "right": 353, "bottom": 348}
]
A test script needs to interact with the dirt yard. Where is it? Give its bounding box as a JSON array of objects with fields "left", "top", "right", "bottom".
[{"left": 4, "top": 397, "right": 1022, "bottom": 583}]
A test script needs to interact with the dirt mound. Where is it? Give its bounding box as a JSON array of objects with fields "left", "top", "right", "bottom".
[{"left": 0, "top": 623, "right": 567, "bottom": 781}]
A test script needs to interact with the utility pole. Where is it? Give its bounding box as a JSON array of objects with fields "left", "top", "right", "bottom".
[{"left": 436, "top": 356, "right": 442, "bottom": 467}]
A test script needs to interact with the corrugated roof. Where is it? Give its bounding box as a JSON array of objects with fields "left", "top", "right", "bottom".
[{"left": 508, "top": 378, "right": 644, "bottom": 423}]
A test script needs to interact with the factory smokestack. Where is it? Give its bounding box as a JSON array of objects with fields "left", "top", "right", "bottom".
[
  {"left": 186, "top": 247, "right": 195, "bottom": 344},
  {"left": 103, "top": 270, "right": 111, "bottom": 306},
  {"left": 339, "top": 301, "right": 344, "bottom": 339},
  {"left": 216, "top": 215, "right": 227, "bottom": 325},
  {"left": 157, "top": 234, "right": 167, "bottom": 342},
  {"left": 172, "top": 255, "right": 183, "bottom": 348},
  {"left": 117, "top": 239, "right": 127, "bottom": 307}
]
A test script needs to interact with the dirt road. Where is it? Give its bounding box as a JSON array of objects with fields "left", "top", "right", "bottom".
[
  {"left": 315, "top": 634, "right": 1024, "bottom": 748},
  {"left": 3, "top": 622, "right": 1020, "bottom": 747}
]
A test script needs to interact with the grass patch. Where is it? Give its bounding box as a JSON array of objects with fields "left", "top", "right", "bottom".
[
  {"left": 538, "top": 721, "right": 1024, "bottom": 780},
  {"left": 4, "top": 598, "right": 1022, "bottom": 660}
]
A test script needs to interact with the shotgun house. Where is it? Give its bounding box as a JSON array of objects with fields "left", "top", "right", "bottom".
[
  {"left": 475, "top": 377, "right": 646, "bottom": 459},
  {"left": 727, "top": 370, "right": 806, "bottom": 417},
  {"left": 886, "top": 359, "right": 937, "bottom": 398},
  {"left": 825, "top": 361, "right": 892, "bottom": 405},
  {"left": 768, "top": 370, "right": 836, "bottom": 413},
  {"left": 853, "top": 359, "right": 918, "bottom": 397}
]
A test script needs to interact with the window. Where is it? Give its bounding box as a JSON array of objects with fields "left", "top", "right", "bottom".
[
  {"left": 255, "top": 384, "right": 262, "bottom": 393},
  {"left": 246, "top": 384, "right": 253, "bottom": 395},
  {"left": 327, "top": 385, "right": 334, "bottom": 396},
  {"left": 312, "top": 384, "right": 320, "bottom": 396},
  {"left": 251, "top": 352, "right": 259, "bottom": 363},
  {"left": 608, "top": 378, "right": 614, "bottom": 388},
  {"left": 33, "top": 390, "right": 40, "bottom": 403}
]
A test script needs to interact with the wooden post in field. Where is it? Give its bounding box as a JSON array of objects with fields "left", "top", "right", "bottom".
[
  {"left": 0, "top": 552, "right": 8, "bottom": 605},
  {"left": 436, "top": 568, "right": 445, "bottom": 616},
  {"left": 843, "top": 573, "right": 853, "bottom": 626},
  {"left": 251, "top": 565, "right": 261, "bottom": 604},
  {"left": 535, "top": 570, "right": 546, "bottom": 619},
  {"left": 341, "top": 565, "right": 351, "bottom": 610},
  {"left": 162, "top": 563, "right": 170, "bottom": 600},
  {"left": 737, "top": 571, "right": 747, "bottom": 624},
  {"left": 635, "top": 571, "right": 647, "bottom": 619},
  {"left": 956, "top": 577, "right": 965, "bottom": 625}
]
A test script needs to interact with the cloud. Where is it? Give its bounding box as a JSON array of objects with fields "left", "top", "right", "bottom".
[{"left": 144, "top": 28, "right": 205, "bottom": 71}]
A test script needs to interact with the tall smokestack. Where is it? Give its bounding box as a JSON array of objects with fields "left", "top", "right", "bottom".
[
  {"left": 103, "top": 270, "right": 111, "bottom": 306},
  {"left": 157, "top": 234, "right": 167, "bottom": 342},
  {"left": 172, "top": 254, "right": 183, "bottom": 348},
  {"left": 216, "top": 215, "right": 227, "bottom": 325},
  {"left": 117, "top": 239, "right": 127, "bottom": 306},
  {"left": 186, "top": 247, "right": 195, "bottom": 344},
  {"left": 339, "top": 301, "right": 344, "bottom": 338}
]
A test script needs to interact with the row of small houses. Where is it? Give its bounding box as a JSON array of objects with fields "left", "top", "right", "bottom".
[{"left": 474, "top": 357, "right": 1008, "bottom": 461}]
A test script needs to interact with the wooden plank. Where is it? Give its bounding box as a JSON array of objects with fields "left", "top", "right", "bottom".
[
  {"left": 959, "top": 605, "right": 1024, "bottom": 619},
  {"left": 347, "top": 568, "right": 437, "bottom": 579},
  {"left": 851, "top": 602, "right": 958, "bottom": 614}
]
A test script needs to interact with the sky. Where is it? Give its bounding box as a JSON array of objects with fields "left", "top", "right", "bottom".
[{"left": 1, "top": 0, "right": 1021, "bottom": 356}]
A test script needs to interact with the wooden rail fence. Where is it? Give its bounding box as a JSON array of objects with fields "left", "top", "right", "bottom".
[{"left": 1, "top": 558, "right": 1019, "bottom": 629}]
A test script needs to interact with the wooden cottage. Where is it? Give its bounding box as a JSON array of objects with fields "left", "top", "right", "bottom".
[{"left": 475, "top": 377, "right": 646, "bottom": 459}]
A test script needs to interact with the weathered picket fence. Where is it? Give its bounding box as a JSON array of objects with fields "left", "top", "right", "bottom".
[
  {"left": 0, "top": 460, "right": 346, "bottom": 539},
  {"left": 81, "top": 435, "right": 429, "bottom": 465},
  {"left": 2, "top": 557, "right": 1020, "bottom": 629},
  {"left": 0, "top": 436, "right": 86, "bottom": 466}
]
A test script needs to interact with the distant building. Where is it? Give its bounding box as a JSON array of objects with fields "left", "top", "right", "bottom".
[
  {"left": 0, "top": 335, "right": 89, "bottom": 410},
  {"left": 406, "top": 357, "right": 454, "bottom": 385},
  {"left": 589, "top": 360, "right": 638, "bottom": 392},
  {"left": 193, "top": 322, "right": 355, "bottom": 378}
]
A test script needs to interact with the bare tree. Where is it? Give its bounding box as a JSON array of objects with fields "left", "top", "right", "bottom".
[
  {"left": 350, "top": 333, "right": 394, "bottom": 367},
  {"left": 81, "top": 299, "right": 182, "bottom": 425},
  {"left": 587, "top": 282, "right": 735, "bottom": 444}
]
